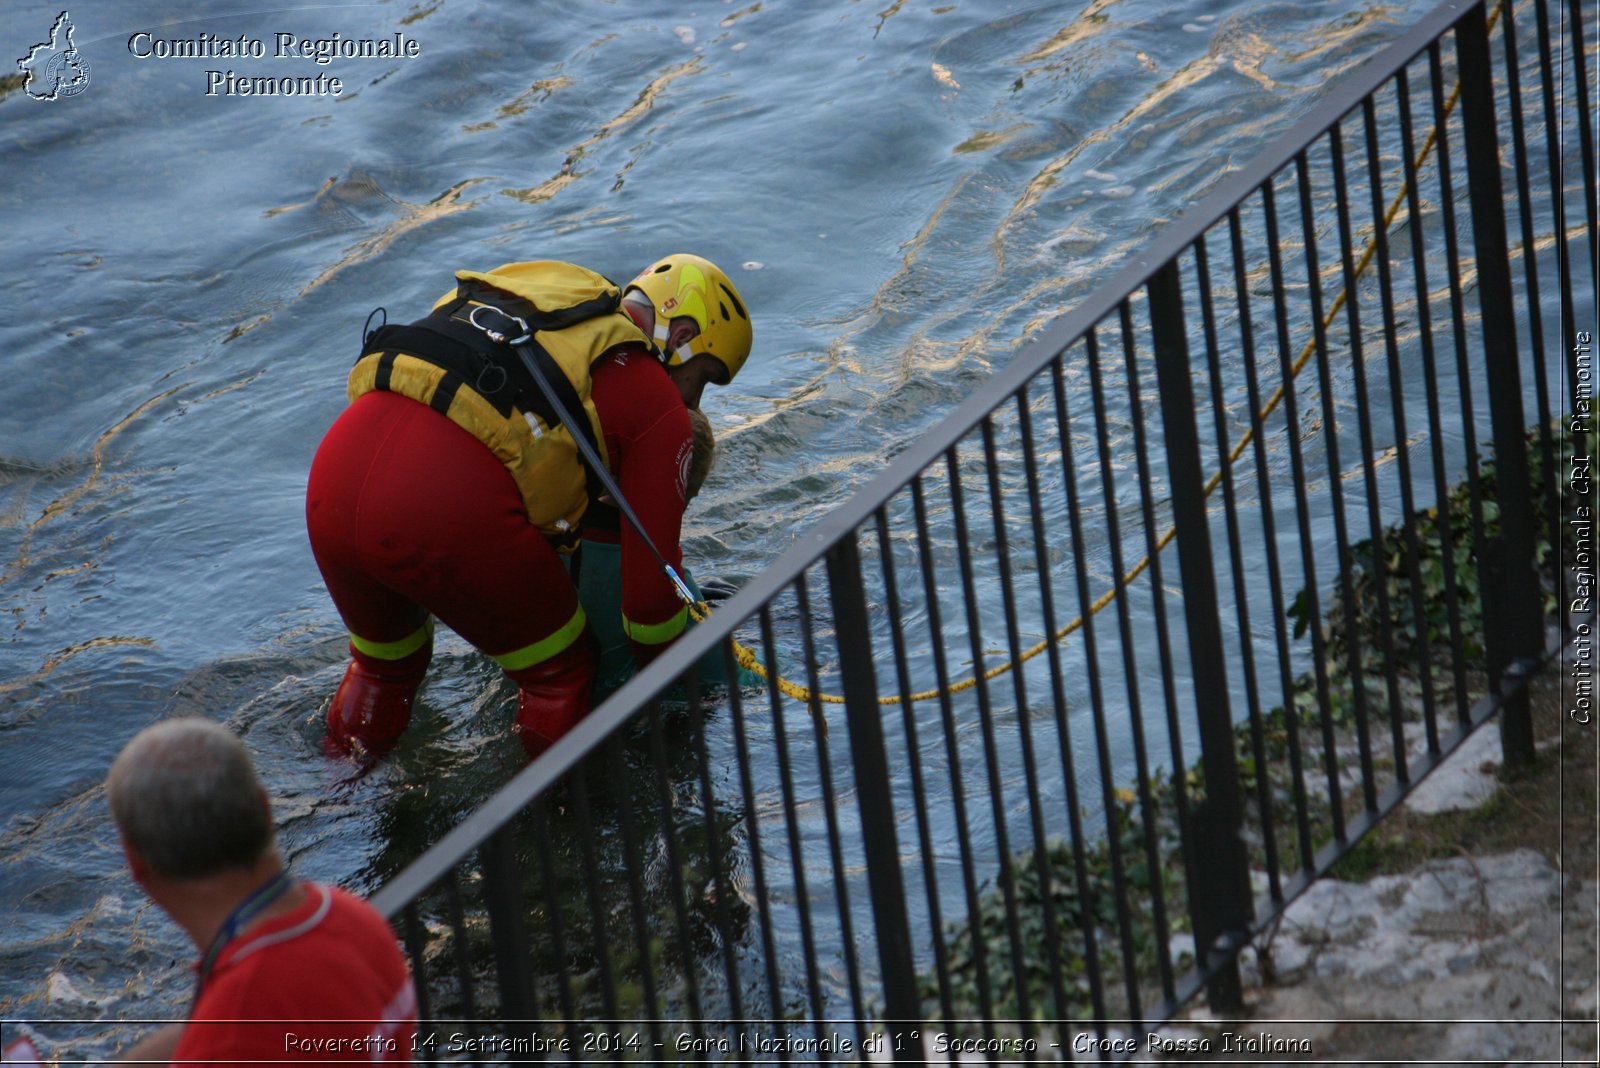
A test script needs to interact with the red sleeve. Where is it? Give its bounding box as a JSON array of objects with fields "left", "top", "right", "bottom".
[{"left": 589, "top": 349, "right": 692, "bottom": 665}]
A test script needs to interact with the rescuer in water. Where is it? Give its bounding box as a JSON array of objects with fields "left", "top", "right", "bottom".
[{"left": 305, "top": 255, "right": 752, "bottom": 761}]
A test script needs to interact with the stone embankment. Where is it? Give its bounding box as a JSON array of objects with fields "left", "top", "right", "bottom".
[{"left": 1182, "top": 663, "right": 1597, "bottom": 1066}]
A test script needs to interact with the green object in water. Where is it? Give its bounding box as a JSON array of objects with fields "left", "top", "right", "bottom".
[{"left": 571, "top": 539, "right": 744, "bottom": 696}]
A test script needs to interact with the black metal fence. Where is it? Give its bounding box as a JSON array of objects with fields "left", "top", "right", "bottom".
[{"left": 371, "top": 0, "right": 1595, "bottom": 1059}]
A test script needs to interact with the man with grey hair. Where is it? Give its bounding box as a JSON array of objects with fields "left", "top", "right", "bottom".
[{"left": 109, "top": 718, "right": 415, "bottom": 1064}]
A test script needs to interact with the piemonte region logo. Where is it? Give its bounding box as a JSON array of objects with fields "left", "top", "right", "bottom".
[{"left": 17, "top": 11, "right": 91, "bottom": 100}]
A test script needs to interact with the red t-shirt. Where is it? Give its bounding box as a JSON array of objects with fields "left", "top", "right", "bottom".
[
  {"left": 174, "top": 883, "right": 415, "bottom": 1065},
  {"left": 588, "top": 347, "right": 693, "bottom": 652}
]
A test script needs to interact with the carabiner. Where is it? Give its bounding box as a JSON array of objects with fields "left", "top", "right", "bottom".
[{"left": 468, "top": 304, "right": 532, "bottom": 346}]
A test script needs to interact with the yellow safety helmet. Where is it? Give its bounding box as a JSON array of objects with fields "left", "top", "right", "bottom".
[{"left": 625, "top": 254, "right": 752, "bottom": 384}]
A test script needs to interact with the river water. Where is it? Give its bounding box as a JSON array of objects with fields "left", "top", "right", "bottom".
[{"left": 0, "top": 0, "right": 1538, "bottom": 1056}]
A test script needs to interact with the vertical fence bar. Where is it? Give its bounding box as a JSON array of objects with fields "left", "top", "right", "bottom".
[
  {"left": 601, "top": 732, "right": 665, "bottom": 1046},
  {"left": 443, "top": 874, "right": 477, "bottom": 1035},
  {"left": 1396, "top": 63, "right": 1452, "bottom": 755},
  {"left": 399, "top": 905, "right": 436, "bottom": 1060},
  {"left": 1289, "top": 152, "right": 1355, "bottom": 832},
  {"left": 529, "top": 798, "right": 577, "bottom": 1023},
  {"left": 1535, "top": 0, "right": 1585, "bottom": 420},
  {"left": 683, "top": 678, "right": 744, "bottom": 1029},
  {"left": 568, "top": 770, "right": 621, "bottom": 1025},
  {"left": 1307, "top": 128, "right": 1382, "bottom": 820},
  {"left": 1084, "top": 322, "right": 1151, "bottom": 1022},
  {"left": 1324, "top": 116, "right": 1401, "bottom": 799},
  {"left": 825, "top": 533, "right": 921, "bottom": 1059},
  {"left": 874, "top": 505, "right": 953, "bottom": 1023},
  {"left": 1014, "top": 383, "right": 1086, "bottom": 1021},
  {"left": 478, "top": 825, "right": 538, "bottom": 1048},
  {"left": 911, "top": 474, "right": 997, "bottom": 1027},
  {"left": 1429, "top": 39, "right": 1486, "bottom": 728},
  {"left": 1456, "top": 1, "right": 1541, "bottom": 766},
  {"left": 793, "top": 573, "right": 868, "bottom": 1033},
  {"left": 1050, "top": 349, "right": 1114, "bottom": 1030},
  {"left": 1327, "top": 123, "right": 1385, "bottom": 812},
  {"left": 1114, "top": 301, "right": 1181, "bottom": 1009},
  {"left": 949, "top": 437, "right": 1035, "bottom": 1033},
  {"left": 723, "top": 647, "right": 786, "bottom": 1020},
  {"left": 640, "top": 701, "right": 705, "bottom": 1029},
  {"left": 758, "top": 603, "right": 826, "bottom": 1023},
  {"left": 1250, "top": 188, "right": 1320, "bottom": 879},
  {"left": 1373, "top": 73, "right": 1443, "bottom": 764},
  {"left": 1567, "top": 0, "right": 1599, "bottom": 307},
  {"left": 1198, "top": 230, "right": 1284, "bottom": 897},
  {"left": 982, "top": 411, "right": 1069, "bottom": 1033},
  {"left": 1147, "top": 261, "right": 1252, "bottom": 1013},
  {"left": 1498, "top": 0, "right": 1562, "bottom": 537}
]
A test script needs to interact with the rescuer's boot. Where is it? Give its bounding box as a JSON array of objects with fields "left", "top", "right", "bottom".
[
  {"left": 508, "top": 629, "right": 599, "bottom": 762},
  {"left": 325, "top": 643, "right": 430, "bottom": 759}
]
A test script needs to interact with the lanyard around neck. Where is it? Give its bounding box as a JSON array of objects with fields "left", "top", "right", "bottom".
[{"left": 194, "top": 870, "right": 293, "bottom": 1002}]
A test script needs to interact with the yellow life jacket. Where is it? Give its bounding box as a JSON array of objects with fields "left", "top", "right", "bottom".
[{"left": 347, "top": 261, "right": 653, "bottom": 543}]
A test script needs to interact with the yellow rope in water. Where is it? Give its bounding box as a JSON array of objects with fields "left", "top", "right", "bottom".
[{"left": 692, "top": 8, "right": 1493, "bottom": 707}]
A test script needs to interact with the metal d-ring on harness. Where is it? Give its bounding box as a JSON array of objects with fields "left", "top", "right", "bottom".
[{"left": 468, "top": 304, "right": 701, "bottom": 610}]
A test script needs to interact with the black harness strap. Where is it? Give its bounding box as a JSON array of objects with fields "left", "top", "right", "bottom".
[
  {"left": 373, "top": 350, "right": 397, "bottom": 393},
  {"left": 442, "top": 285, "right": 614, "bottom": 503},
  {"left": 454, "top": 278, "right": 622, "bottom": 333},
  {"left": 428, "top": 371, "right": 463, "bottom": 416},
  {"left": 351, "top": 279, "right": 700, "bottom": 605},
  {"left": 358, "top": 294, "right": 612, "bottom": 502}
]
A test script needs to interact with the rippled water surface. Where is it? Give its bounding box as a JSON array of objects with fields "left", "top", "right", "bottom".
[{"left": 1, "top": 0, "right": 1482, "bottom": 1052}]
